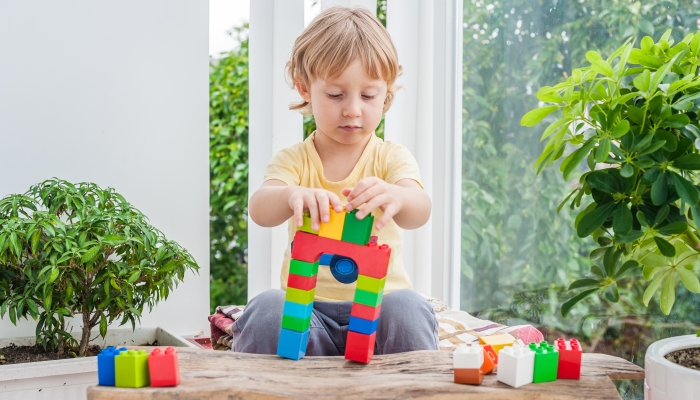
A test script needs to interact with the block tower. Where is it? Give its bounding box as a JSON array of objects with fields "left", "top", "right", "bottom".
[{"left": 277, "top": 208, "right": 391, "bottom": 363}]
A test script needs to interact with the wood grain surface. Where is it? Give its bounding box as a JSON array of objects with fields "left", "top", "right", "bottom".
[{"left": 87, "top": 348, "right": 644, "bottom": 400}]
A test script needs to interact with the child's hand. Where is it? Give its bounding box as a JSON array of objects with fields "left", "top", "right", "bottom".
[
  {"left": 342, "top": 177, "right": 403, "bottom": 230},
  {"left": 287, "top": 187, "right": 344, "bottom": 231}
]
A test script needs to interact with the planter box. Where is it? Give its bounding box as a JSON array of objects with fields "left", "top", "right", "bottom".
[
  {"left": 0, "top": 327, "right": 197, "bottom": 400},
  {"left": 645, "top": 334, "right": 700, "bottom": 400}
]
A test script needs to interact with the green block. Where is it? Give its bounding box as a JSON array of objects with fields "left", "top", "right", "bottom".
[
  {"left": 356, "top": 274, "right": 386, "bottom": 294},
  {"left": 298, "top": 212, "right": 319, "bottom": 235},
  {"left": 531, "top": 341, "right": 559, "bottom": 383},
  {"left": 282, "top": 314, "right": 311, "bottom": 332},
  {"left": 115, "top": 350, "right": 150, "bottom": 388},
  {"left": 341, "top": 209, "right": 374, "bottom": 245},
  {"left": 285, "top": 287, "right": 316, "bottom": 305},
  {"left": 354, "top": 288, "right": 384, "bottom": 307},
  {"left": 290, "top": 259, "right": 319, "bottom": 277}
]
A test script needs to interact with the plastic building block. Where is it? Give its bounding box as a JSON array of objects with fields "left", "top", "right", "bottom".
[
  {"left": 298, "top": 212, "right": 319, "bottom": 235},
  {"left": 285, "top": 287, "right": 316, "bottom": 305},
  {"left": 531, "top": 341, "right": 559, "bottom": 383},
  {"left": 348, "top": 316, "right": 379, "bottom": 335},
  {"left": 483, "top": 344, "right": 498, "bottom": 365},
  {"left": 356, "top": 274, "right": 386, "bottom": 293},
  {"left": 282, "top": 314, "right": 311, "bottom": 332},
  {"left": 148, "top": 347, "right": 180, "bottom": 387},
  {"left": 283, "top": 300, "right": 314, "bottom": 320},
  {"left": 479, "top": 333, "right": 516, "bottom": 354},
  {"left": 115, "top": 349, "right": 150, "bottom": 388},
  {"left": 350, "top": 302, "right": 381, "bottom": 321},
  {"left": 290, "top": 231, "right": 391, "bottom": 279},
  {"left": 289, "top": 259, "right": 319, "bottom": 277},
  {"left": 341, "top": 209, "right": 374, "bottom": 245},
  {"left": 497, "top": 343, "right": 535, "bottom": 388},
  {"left": 277, "top": 328, "right": 309, "bottom": 360},
  {"left": 556, "top": 338, "right": 582, "bottom": 379},
  {"left": 353, "top": 288, "right": 384, "bottom": 307},
  {"left": 287, "top": 273, "right": 318, "bottom": 291},
  {"left": 97, "top": 346, "right": 126, "bottom": 386},
  {"left": 453, "top": 344, "right": 483, "bottom": 369},
  {"left": 454, "top": 368, "right": 483, "bottom": 385},
  {"left": 480, "top": 345, "right": 496, "bottom": 374},
  {"left": 345, "top": 330, "right": 376, "bottom": 363},
  {"left": 318, "top": 208, "right": 346, "bottom": 240}
]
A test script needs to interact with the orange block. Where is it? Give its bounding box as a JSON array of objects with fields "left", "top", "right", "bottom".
[
  {"left": 481, "top": 345, "right": 497, "bottom": 374},
  {"left": 454, "top": 368, "right": 483, "bottom": 385}
]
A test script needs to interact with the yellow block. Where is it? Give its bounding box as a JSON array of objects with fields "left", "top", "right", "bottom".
[
  {"left": 479, "top": 334, "right": 515, "bottom": 354},
  {"left": 318, "top": 207, "right": 346, "bottom": 241}
]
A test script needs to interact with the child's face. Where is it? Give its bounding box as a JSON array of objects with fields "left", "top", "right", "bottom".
[{"left": 297, "top": 59, "right": 387, "bottom": 145}]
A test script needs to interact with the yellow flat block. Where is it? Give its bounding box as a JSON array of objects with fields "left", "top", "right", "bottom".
[
  {"left": 318, "top": 207, "right": 346, "bottom": 241},
  {"left": 479, "top": 334, "right": 515, "bottom": 354}
]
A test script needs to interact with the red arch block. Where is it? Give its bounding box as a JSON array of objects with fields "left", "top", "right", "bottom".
[{"left": 291, "top": 231, "right": 391, "bottom": 279}]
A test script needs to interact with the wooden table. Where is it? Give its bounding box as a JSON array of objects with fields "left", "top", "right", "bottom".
[{"left": 87, "top": 348, "right": 644, "bottom": 399}]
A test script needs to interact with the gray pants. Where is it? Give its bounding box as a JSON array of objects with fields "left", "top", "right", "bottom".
[{"left": 232, "top": 289, "right": 439, "bottom": 356}]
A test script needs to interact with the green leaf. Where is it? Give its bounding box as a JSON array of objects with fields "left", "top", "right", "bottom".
[
  {"left": 561, "top": 139, "right": 596, "bottom": 181},
  {"left": 654, "top": 236, "right": 676, "bottom": 257},
  {"left": 536, "top": 86, "right": 564, "bottom": 103},
  {"left": 651, "top": 172, "right": 668, "bottom": 205},
  {"left": 621, "top": 163, "right": 634, "bottom": 178},
  {"left": 540, "top": 118, "right": 572, "bottom": 141},
  {"left": 643, "top": 269, "right": 668, "bottom": 306},
  {"left": 657, "top": 222, "right": 688, "bottom": 236},
  {"left": 595, "top": 138, "right": 611, "bottom": 163},
  {"left": 604, "top": 248, "right": 622, "bottom": 277},
  {"left": 587, "top": 172, "right": 619, "bottom": 193},
  {"left": 592, "top": 60, "right": 614, "bottom": 77},
  {"left": 641, "top": 253, "right": 668, "bottom": 268},
  {"left": 561, "top": 288, "right": 599, "bottom": 317},
  {"left": 659, "top": 273, "right": 676, "bottom": 315},
  {"left": 47, "top": 266, "right": 60, "bottom": 285},
  {"left": 673, "top": 154, "right": 700, "bottom": 170},
  {"left": 611, "top": 92, "right": 639, "bottom": 108},
  {"left": 633, "top": 69, "right": 651, "bottom": 93},
  {"left": 671, "top": 172, "right": 699, "bottom": 205},
  {"left": 677, "top": 267, "right": 700, "bottom": 293},
  {"left": 604, "top": 282, "right": 620, "bottom": 302},
  {"left": 655, "top": 204, "right": 670, "bottom": 225},
  {"left": 100, "top": 314, "right": 107, "bottom": 338},
  {"left": 590, "top": 264, "right": 607, "bottom": 279},
  {"left": 81, "top": 245, "right": 101, "bottom": 264},
  {"left": 613, "top": 204, "right": 633, "bottom": 235},
  {"left": 586, "top": 51, "right": 603, "bottom": 63},
  {"left": 577, "top": 202, "right": 617, "bottom": 237},
  {"left": 568, "top": 278, "right": 601, "bottom": 291},
  {"left": 615, "top": 260, "right": 640, "bottom": 279},
  {"left": 639, "top": 20, "right": 654, "bottom": 36},
  {"left": 521, "top": 106, "right": 560, "bottom": 127},
  {"left": 610, "top": 120, "right": 630, "bottom": 138}
]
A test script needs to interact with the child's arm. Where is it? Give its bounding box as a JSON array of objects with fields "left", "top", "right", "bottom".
[
  {"left": 343, "top": 177, "right": 431, "bottom": 230},
  {"left": 249, "top": 179, "right": 344, "bottom": 231}
]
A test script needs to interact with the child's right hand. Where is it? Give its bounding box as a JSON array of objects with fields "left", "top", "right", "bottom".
[{"left": 287, "top": 187, "right": 344, "bottom": 231}]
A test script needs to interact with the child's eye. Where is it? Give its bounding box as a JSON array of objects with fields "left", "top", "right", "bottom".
[
  {"left": 327, "top": 94, "right": 342, "bottom": 99},
  {"left": 362, "top": 95, "right": 376, "bottom": 100}
]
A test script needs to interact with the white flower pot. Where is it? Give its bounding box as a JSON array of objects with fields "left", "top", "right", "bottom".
[
  {"left": 645, "top": 334, "right": 700, "bottom": 400},
  {"left": 0, "top": 327, "right": 196, "bottom": 400}
]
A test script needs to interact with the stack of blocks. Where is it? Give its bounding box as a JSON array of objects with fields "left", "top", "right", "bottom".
[
  {"left": 493, "top": 338, "right": 582, "bottom": 388},
  {"left": 453, "top": 344, "right": 484, "bottom": 385},
  {"left": 97, "top": 346, "right": 180, "bottom": 388},
  {"left": 277, "top": 208, "right": 391, "bottom": 364}
]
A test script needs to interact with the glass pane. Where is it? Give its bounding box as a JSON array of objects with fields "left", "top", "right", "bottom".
[{"left": 460, "top": 2, "right": 700, "bottom": 398}]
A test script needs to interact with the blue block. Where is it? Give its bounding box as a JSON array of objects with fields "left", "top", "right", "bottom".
[
  {"left": 319, "top": 253, "right": 333, "bottom": 266},
  {"left": 348, "top": 316, "right": 379, "bottom": 335},
  {"left": 97, "top": 346, "right": 127, "bottom": 386},
  {"left": 283, "top": 301, "right": 314, "bottom": 320},
  {"left": 277, "top": 328, "right": 309, "bottom": 360}
]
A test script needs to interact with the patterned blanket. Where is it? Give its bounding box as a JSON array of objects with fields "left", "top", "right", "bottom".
[{"left": 208, "top": 295, "right": 543, "bottom": 352}]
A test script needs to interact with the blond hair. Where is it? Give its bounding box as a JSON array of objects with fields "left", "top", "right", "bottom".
[{"left": 286, "top": 6, "right": 402, "bottom": 116}]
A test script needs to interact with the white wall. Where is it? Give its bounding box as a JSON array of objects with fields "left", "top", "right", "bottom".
[{"left": 0, "top": 1, "right": 210, "bottom": 338}]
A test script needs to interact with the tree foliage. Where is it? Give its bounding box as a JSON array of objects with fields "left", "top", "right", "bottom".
[{"left": 0, "top": 179, "right": 198, "bottom": 356}]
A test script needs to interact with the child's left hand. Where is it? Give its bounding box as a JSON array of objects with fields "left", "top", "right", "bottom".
[{"left": 342, "top": 177, "right": 403, "bottom": 230}]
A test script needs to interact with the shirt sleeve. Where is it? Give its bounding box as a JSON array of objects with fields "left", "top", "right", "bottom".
[
  {"left": 383, "top": 142, "right": 424, "bottom": 188},
  {"left": 263, "top": 147, "right": 302, "bottom": 187}
]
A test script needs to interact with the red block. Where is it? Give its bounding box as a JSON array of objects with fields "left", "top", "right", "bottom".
[
  {"left": 287, "top": 273, "right": 318, "bottom": 291},
  {"left": 345, "top": 331, "right": 376, "bottom": 363},
  {"left": 291, "top": 231, "right": 391, "bottom": 279},
  {"left": 351, "top": 303, "right": 382, "bottom": 321},
  {"left": 556, "top": 338, "right": 582, "bottom": 379},
  {"left": 148, "top": 347, "right": 180, "bottom": 387}
]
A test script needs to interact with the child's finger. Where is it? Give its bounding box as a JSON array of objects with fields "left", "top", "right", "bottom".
[
  {"left": 348, "top": 183, "right": 380, "bottom": 212},
  {"left": 328, "top": 192, "right": 344, "bottom": 212},
  {"left": 293, "top": 199, "right": 304, "bottom": 227},
  {"left": 375, "top": 204, "right": 398, "bottom": 230},
  {"left": 356, "top": 194, "right": 388, "bottom": 219},
  {"left": 307, "top": 196, "right": 321, "bottom": 231},
  {"left": 316, "top": 192, "right": 331, "bottom": 223}
]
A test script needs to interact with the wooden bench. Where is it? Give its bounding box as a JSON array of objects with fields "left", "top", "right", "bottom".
[{"left": 87, "top": 348, "right": 644, "bottom": 399}]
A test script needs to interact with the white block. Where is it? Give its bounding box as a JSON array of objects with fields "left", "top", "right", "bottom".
[
  {"left": 497, "top": 343, "right": 535, "bottom": 388},
  {"left": 453, "top": 344, "right": 483, "bottom": 369}
]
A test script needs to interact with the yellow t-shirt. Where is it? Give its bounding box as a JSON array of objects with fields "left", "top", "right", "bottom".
[{"left": 263, "top": 131, "right": 423, "bottom": 301}]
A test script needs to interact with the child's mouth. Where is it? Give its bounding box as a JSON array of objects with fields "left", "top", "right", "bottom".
[{"left": 340, "top": 126, "right": 361, "bottom": 132}]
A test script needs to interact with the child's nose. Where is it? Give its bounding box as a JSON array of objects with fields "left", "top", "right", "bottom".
[{"left": 342, "top": 98, "right": 362, "bottom": 118}]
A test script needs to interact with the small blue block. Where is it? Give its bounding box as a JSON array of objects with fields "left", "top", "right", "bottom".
[
  {"left": 319, "top": 253, "right": 333, "bottom": 266},
  {"left": 277, "top": 328, "right": 309, "bottom": 360},
  {"left": 283, "top": 301, "right": 314, "bottom": 320},
  {"left": 97, "top": 346, "right": 127, "bottom": 386},
  {"left": 348, "top": 316, "right": 379, "bottom": 335}
]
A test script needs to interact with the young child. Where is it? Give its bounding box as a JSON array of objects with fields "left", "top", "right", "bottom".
[{"left": 235, "top": 6, "right": 438, "bottom": 356}]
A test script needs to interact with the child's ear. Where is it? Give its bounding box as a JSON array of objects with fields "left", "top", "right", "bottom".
[{"left": 295, "top": 80, "right": 311, "bottom": 103}]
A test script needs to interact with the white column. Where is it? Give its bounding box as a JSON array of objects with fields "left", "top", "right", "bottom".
[
  {"left": 320, "top": 0, "right": 377, "bottom": 14},
  {"left": 249, "top": 0, "right": 305, "bottom": 300},
  {"left": 385, "top": 0, "right": 434, "bottom": 297},
  {"left": 431, "top": 0, "right": 463, "bottom": 309}
]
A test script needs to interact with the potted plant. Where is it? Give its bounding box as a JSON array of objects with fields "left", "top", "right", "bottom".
[
  {"left": 0, "top": 178, "right": 199, "bottom": 396},
  {"left": 521, "top": 29, "right": 700, "bottom": 399}
]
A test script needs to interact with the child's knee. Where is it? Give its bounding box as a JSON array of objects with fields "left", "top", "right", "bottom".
[
  {"left": 244, "top": 289, "right": 286, "bottom": 326},
  {"left": 381, "top": 289, "right": 436, "bottom": 327}
]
